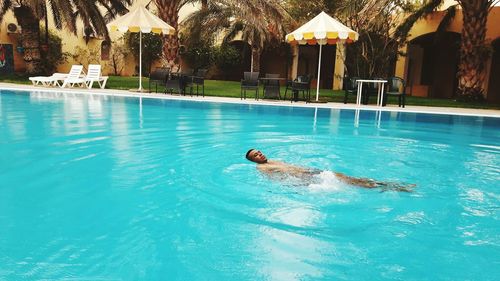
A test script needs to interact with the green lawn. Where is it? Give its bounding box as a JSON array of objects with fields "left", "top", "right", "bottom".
[{"left": 2, "top": 74, "right": 499, "bottom": 109}]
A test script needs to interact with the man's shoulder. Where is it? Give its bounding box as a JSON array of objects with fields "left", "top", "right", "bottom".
[
  {"left": 257, "top": 161, "right": 283, "bottom": 170},
  {"left": 258, "top": 161, "right": 309, "bottom": 172},
  {"left": 260, "top": 161, "right": 286, "bottom": 167},
  {"left": 267, "top": 160, "right": 288, "bottom": 166}
]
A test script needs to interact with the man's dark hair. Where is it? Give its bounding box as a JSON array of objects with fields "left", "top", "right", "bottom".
[{"left": 245, "top": 149, "right": 255, "bottom": 160}]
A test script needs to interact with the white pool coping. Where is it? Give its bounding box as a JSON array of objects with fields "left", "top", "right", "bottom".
[{"left": 1, "top": 82, "right": 499, "bottom": 118}]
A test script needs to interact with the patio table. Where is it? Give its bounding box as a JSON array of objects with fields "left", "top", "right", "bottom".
[{"left": 356, "top": 79, "right": 387, "bottom": 107}]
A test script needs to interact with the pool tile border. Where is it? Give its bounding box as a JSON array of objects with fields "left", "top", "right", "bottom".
[{"left": 1, "top": 83, "right": 499, "bottom": 118}]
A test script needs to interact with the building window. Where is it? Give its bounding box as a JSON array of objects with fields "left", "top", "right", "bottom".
[{"left": 101, "top": 41, "right": 110, "bottom": 61}]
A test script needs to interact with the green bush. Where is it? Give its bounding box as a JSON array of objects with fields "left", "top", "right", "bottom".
[
  {"left": 182, "top": 44, "right": 213, "bottom": 70},
  {"left": 107, "top": 39, "right": 129, "bottom": 76},
  {"left": 213, "top": 44, "right": 240, "bottom": 69},
  {"left": 40, "top": 30, "right": 69, "bottom": 74},
  {"left": 125, "top": 32, "right": 163, "bottom": 76},
  {"left": 71, "top": 46, "right": 100, "bottom": 67}
]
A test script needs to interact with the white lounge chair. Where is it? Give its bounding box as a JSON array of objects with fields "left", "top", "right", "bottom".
[
  {"left": 29, "top": 73, "right": 68, "bottom": 87},
  {"left": 85, "top": 64, "right": 109, "bottom": 89},
  {"left": 60, "top": 65, "right": 85, "bottom": 88}
]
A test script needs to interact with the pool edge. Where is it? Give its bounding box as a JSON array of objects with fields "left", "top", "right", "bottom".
[{"left": 1, "top": 83, "right": 499, "bottom": 118}]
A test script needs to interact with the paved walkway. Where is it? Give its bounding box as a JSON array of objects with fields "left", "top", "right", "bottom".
[{"left": 1, "top": 83, "right": 499, "bottom": 118}]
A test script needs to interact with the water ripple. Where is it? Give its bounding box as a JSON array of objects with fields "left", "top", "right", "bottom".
[{"left": 1, "top": 90, "right": 499, "bottom": 280}]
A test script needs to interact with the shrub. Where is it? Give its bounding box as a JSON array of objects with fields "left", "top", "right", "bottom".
[
  {"left": 71, "top": 46, "right": 100, "bottom": 68},
  {"left": 213, "top": 44, "right": 240, "bottom": 69},
  {"left": 107, "top": 39, "right": 129, "bottom": 76},
  {"left": 124, "top": 32, "right": 162, "bottom": 76},
  {"left": 39, "top": 30, "right": 69, "bottom": 74},
  {"left": 181, "top": 44, "right": 213, "bottom": 70}
]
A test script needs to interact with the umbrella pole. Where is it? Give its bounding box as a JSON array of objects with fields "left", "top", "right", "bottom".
[
  {"left": 315, "top": 44, "right": 323, "bottom": 102},
  {"left": 139, "top": 30, "right": 143, "bottom": 91},
  {"left": 250, "top": 48, "right": 254, "bottom": 72}
]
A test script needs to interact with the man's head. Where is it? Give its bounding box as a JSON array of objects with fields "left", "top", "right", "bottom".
[{"left": 246, "top": 149, "right": 268, "bottom": 164}]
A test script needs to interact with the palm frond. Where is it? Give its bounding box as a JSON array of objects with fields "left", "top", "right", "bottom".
[
  {"left": 491, "top": 0, "right": 500, "bottom": 10},
  {"left": 221, "top": 21, "right": 245, "bottom": 45},
  {"left": 97, "top": 0, "right": 130, "bottom": 21},
  {"left": 181, "top": 2, "right": 232, "bottom": 45},
  {"left": 47, "top": 0, "right": 76, "bottom": 33},
  {"left": 47, "top": 1, "right": 61, "bottom": 29},
  {"left": 205, "top": 0, "right": 291, "bottom": 49},
  {"left": 74, "top": 0, "right": 110, "bottom": 40},
  {"left": 432, "top": 4, "right": 457, "bottom": 46},
  {"left": 394, "top": 0, "right": 443, "bottom": 42},
  {"left": 0, "top": 0, "right": 12, "bottom": 22},
  {"left": 436, "top": 4, "right": 457, "bottom": 34},
  {"left": 22, "top": 0, "right": 41, "bottom": 18}
]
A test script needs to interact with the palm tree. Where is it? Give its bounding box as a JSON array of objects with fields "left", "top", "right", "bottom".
[
  {"left": 0, "top": 0, "right": 131, "bottom": 74},
  {"left": 182, "top": 0, "right": 290, "bottom": 72},
  {"left": 455, "top": 0, "right": 497, "bottom": 100},
  {"left": 151, "top": 0, "right": 211, "bottom": 68},
  {"left": 396, "top": 0, "right": 498, "bottom": 100},
  {"left": 151, "top": 0, "right": 189, "bottom": 68}
]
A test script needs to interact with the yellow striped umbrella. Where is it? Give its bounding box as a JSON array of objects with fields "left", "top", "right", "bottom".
[
  {"left": 286, "top": 12, "right": 359, "bottom": 101},
  {"left": 107, "top": 6, "right": 175, "bottom": 91}
]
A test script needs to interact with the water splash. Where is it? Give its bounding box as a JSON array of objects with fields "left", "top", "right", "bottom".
[{"left": 308, "top": 171, "right": 348, "bottom": 192}]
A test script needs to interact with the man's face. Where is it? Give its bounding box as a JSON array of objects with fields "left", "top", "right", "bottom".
[{"left": 248, "top": 150, "right": 267, "bottom": 164}]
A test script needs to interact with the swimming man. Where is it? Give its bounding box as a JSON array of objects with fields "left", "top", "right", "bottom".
[{"left": 245, "top": 149, "right": 415, "bottom": 191}]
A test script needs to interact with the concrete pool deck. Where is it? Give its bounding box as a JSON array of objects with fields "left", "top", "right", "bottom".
[{"left": 1, "top": 82, "right": 499, "bottom": 118}]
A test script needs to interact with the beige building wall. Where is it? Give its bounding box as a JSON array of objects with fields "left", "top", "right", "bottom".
[
  {"left": 290, "top": 43, "right": 345, "bottom": 91},
  {"left": 0, "top": 17, "right": 25, "bottom": 72},
  {"left": 333, "top": 44, "right": 345, "bottom": 90},
  {"left": 0, "top": 0, "right": 198, "bottom": 76}
]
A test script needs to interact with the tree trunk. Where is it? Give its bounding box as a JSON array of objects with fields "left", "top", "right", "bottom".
[
  {"left": 14, "top": 5, "right": 42, "bottom": 75},
  {"left": 154, "top": 0, "right": 180, "bottom": 69},
  {"left": 456, "top": 0, "right": 491, "bottom": 100},
  {"left": 251, "top": 47, "right": 261, "bottom": 73}
]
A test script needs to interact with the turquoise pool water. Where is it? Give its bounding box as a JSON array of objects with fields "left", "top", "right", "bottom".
[{"left": 0, "top": 89, "right": 499, "bottom": 280}]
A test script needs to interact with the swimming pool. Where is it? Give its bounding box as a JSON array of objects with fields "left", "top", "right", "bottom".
[{"left": 0, "top": 89, "right": 499, "bottom": 280}]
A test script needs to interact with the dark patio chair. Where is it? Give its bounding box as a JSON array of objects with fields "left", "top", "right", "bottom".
[
  {"left": 149, "top": 67, "right": 170, "bottom": 93},
  {"left": 262, "top": 73, "right": 281, "bottom": 99},
  {"left": 166, "top": 68, "right": 193, "bottom": 95},
  {"left": 165, "top": 70, "right": 183, "bottom": 95},
  {"left": 186, "top": 68, "right": 208, "bottom": 97},
  {"left": 285, "top": 75, "right": 311, "bottom": 102},
  {"left": 241, "top": 72, "right": 260, "bottom": 100},
  {"left": 383, "top": 77, "right": 406, "bottom": 107},
  {"left": 283, "top": 79, "right": 294, "bottom": 100},
  {"left": 343, "top": 76, "right": 359, "bottom": 103}
]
